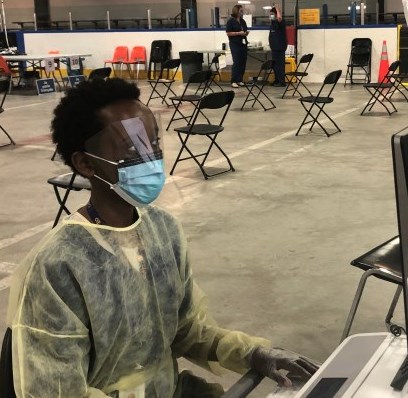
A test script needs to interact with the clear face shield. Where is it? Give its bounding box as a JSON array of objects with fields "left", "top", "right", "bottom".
[{"left": 85, "top": 110, "right": 165, "bottom": 206}]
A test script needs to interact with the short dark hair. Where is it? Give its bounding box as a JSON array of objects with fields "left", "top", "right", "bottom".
[
  {"left": 51, "top": 78, "right": 140, "bottom": 170},
  {"left": 271, "top": 7, "right": 277, "bottom": 14}
]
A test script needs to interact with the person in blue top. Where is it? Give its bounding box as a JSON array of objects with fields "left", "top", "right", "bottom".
[
  {"left": 226, "top": 4, "right": 249, "bottom": 88},
  {"left": 269, "top": 4, "right": 288, "bottom": 87}
]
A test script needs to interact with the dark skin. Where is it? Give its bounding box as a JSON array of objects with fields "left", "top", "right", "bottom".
[{"left": 71, "top": 99, "right": 155, "bottom": 228}]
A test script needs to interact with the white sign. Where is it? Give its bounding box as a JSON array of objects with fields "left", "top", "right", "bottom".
[
  {"left": 243, "top": 14, "right": 252, "bottom": 28},
  {"left": 69, "top": 56, "right": 80, "bottom": 70},
  {"left": 44, "top": 58, "right": 55, "bottom": 73}
]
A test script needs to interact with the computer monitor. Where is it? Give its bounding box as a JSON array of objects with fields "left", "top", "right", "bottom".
[{"left": 390, "top": 128, "right": 408, "bottom": 390}]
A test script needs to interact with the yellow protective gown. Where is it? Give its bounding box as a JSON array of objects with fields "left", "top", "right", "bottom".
[{"left": 7, "top": 206, "right": 270, "bottom": 397}]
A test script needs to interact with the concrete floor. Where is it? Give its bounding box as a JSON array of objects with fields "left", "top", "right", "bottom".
[{"left": 1, "top": 78, "right": 408, "bottom": 396}]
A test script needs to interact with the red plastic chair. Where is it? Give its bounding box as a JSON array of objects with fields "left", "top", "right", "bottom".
[
  {"left": 123, "top": 46, "right": 146, "bottom": 80},
  {"left": 104, "top": 46, "right": 129, "bottom": 77}
]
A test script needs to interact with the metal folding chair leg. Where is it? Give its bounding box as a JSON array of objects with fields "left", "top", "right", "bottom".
[
  {"left": 341, "top": 268, "right": 402, "bottom": 342},
  {"left": 385, "top": 285, "right": 403, "bottom": 328}
]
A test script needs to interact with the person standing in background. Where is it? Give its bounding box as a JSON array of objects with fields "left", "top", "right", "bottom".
[
  {"left": 269, "top": 4, "right": 287, "bottom": 87},
  {"left": 226, "top": 4, "right": 249, "bottom": 88}
]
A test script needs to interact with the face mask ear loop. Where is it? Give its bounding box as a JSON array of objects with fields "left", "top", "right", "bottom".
[{"left": 93, "top": 174, "right": 115, "bottom": 189}]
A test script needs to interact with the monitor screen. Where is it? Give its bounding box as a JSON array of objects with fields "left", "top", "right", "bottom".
[
  {"left": 390, "top": 128, "right": 408, "bottom": 390},
  {"left": 392, "top": 128, "right": 408, "bottom": 345}
]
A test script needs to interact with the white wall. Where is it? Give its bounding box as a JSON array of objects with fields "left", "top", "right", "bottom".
[
  {"left": 22, "top": 26, "right": 398, "bottom": 82},
  {"left": 298, "top": 26, "right": 398, "bottom": 81}
]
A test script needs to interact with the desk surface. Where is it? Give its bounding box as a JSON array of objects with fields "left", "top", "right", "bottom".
[
  {"left": 3, "top": 54, "right": 92, "bottom": 62},
  {"left": 296, "top": 333, "right": 408, "bottom": 397}
]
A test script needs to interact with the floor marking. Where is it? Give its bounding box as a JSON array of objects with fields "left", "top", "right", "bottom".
[
  {"left": 0, "top": 222, "right": 52, "bottom": 250},
  {"left": 0, "top": 104, "right": 363, "bottom": 252},
  {"left": 6, "top": 99, "right": 60, "bottom": 111}
]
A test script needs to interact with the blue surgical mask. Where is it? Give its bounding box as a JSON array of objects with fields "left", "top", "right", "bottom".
[
  {"left": 85, "top": 152, "right": 166, "bottom": 206},
  {"left": 270, "top": 14, "right": 276, "bottom": 21}
]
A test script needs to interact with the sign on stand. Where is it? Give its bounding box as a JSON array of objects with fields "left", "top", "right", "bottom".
[
  {"left": 68, "top": 75, "right": 86, "bottom": 88},
  {"left": 36, "top": 78, "right": 56, "bottom": 95},
  {"left": 69, "top": 56, "right": 81, "bottom": 71}
]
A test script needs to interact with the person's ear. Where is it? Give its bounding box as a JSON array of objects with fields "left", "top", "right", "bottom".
[{"left": 71, "top": 152, "right": 95, "bottom": 178}]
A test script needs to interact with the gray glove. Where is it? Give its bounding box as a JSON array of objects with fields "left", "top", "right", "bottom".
[{"left": 248, "top": 347, "right": 319, "bottom": 387}]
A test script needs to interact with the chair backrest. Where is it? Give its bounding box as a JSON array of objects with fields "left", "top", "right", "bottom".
[
  {"left": 296, "top": 53, "right": 314, "bottom": 74},
  {"left": 0, "top": 328, "right": 16, "bottom": 398},
  {"left": 314, "top": 69, "right": 342, "bottom": 98},
  {"left": 159, "top": 58, "right": 180, "bottom": 79},
  {"left": 187, "top": 69, "right": 213, "bottom": 85},
  {"left": 194, "top": 90, "right": 235, "bottom": 127},
  {"left": 253, "top": 60, "right": 274, "bottom": 83},
  {"left": 150, "top": 40, "right": 172, "bottom": 63},
  {"left": 0, "top": 56, "right": 11, "bottom": 76},
  {"left": 112, "top": 46, "right": 129, "bottom": 62},
  {"left": 181, "top": 69, "right": 213, "bottom": 97},
  {"left": 0, "top": 76, "right": 10, "bottom": 109},
  {"left": 88, "top": 67, "right": 112, "bottom": 80},
  {"left": 349, "top": 38, "right": 372, "bottom": 67},
  {"left": 129, "top": 46, "right": 147, "bottom": 62}
]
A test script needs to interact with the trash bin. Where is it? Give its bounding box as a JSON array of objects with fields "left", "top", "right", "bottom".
[{"left": 179, "top": 51, "right": 203, "bottom": 83}]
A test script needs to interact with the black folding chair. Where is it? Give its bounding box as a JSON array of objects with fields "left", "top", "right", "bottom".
[
  {"left": 281, "top": 53, "right": 314, "bottom": 98},
  {"left": 148, "top": 40, "right": 172, "bottom": 80},
  {"left": 0, "top": 328, "right": 16, "bottom": 398},
  {"left": 296, "top": 69, "right": 342, "bottom": 137},
  {"left": 47, "top": 172, "right": 91, "bottom": 228},
  {"left": 146, "top": 59, "right": 181, "bottom": 107},
  {"left": 360, "top": 60, "right": 400, "bottom": 116},
  {"left": 170, "top": 91, "right": 235, "bottom": 179},
  {"left": 205, "top": 53, "right": 223, "bottom": 92},
  {"left": 341, "top": 236, "right": 402, "bottom": 342},
  {"left": 240, "top": 60, "right": 276, "bottom": 111},
  {"left": 88, "top": 67, "right": 112, "bottom": 80},
  {"left": 344, "top": 38, "right": 372, "bottom": 85},
  {"left": 166, "top": 70, "right": 213, "bottom": 131},
  {"left": 0, "top": 76, "right": 14, "bottom": 148},
  {"left": 388, "top": 69, "right": 408, "bottom": 102}
]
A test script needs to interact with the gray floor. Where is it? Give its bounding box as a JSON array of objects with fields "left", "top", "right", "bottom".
[{"left": 1, "top": 79, "right": 408, "bottom": 396}]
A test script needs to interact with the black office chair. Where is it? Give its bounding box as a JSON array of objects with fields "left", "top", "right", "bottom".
[
  {"left": 360, "top": 60, "right": 400, "bottom": 116},
  {"left": 296, "top": 69, "right": 342, "bottom": 137},
  {"left": 166, "top": 70, "right": 213, "bottom": 131},
  {"left": 146, "top": 59, "right": 181, "bottom": 106},
  {"left": 341, "top": 236, "right": 402, "bottom": 342},
  {"left": 0, "top": 76, "right": 14, "bottom": 148},
  {"left": 0, "top": 328, "right": 16, "bottom": 398},
  {"left": 282, "top": 53, "right": 314, "bottom": 98},
  {"left": 240, "top": 60, "right": 276, "bottom": 111},
  {"left": 344, "top": 38, "right": 372, "bottom": 85},
  {"left": 88, "top": 67, "right": 112, "bottom": 80},
  {"left": 47, "top": 172, "right": 91, "bottom": 228},
  {"left": 170, "top": 90, "right": 235, "bottom": 179}
]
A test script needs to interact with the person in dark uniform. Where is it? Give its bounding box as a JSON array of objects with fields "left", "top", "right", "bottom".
[
  {"left": 226, "top": 4, "right": 249, "bottom": 88},
  {"left": 269, "top": 4, "right": 287, "bottom": 87}
]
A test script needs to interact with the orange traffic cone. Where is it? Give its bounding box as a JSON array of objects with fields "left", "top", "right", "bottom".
[{"left": 378, "top": 40, "right": 390, "bottom": 82}]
